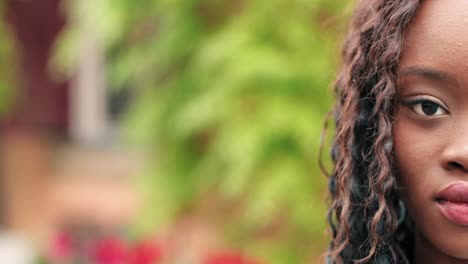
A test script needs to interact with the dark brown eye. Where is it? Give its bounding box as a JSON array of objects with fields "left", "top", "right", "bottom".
[
  {"left": 410, "top": 100, "right": 447, "bottom": 116},
  {"left": 421, "top": 101, "right": 438, "bottom": 115}
]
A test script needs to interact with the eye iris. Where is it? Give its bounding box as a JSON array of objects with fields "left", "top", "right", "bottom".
[{"left": 421, "top": 102, "right": 438, "bottom": 115}]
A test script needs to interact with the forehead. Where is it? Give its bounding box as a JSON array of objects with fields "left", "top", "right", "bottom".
[{"left": 400, "top": 0, "right": 468, "bottom": 69}]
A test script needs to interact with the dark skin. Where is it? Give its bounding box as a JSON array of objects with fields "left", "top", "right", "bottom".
[{"left": 395, "top": 0, "right": 468, "bottom": 263}]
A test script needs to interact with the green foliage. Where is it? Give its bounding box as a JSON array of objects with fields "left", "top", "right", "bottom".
[
  {"left": 0, "top": 3, "right": 15, "bottom": 114},
  {"left": 57, "top": 0, "right": 353, "bottom": 262}
]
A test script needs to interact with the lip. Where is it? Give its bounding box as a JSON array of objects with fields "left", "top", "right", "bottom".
[{"left": 436, "top": 182, "right": 468, "bottom": 225}]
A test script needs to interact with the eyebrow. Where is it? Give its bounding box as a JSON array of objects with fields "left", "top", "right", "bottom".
[{"left": 399, "top": 66, "right": 457, "bottom": 84}]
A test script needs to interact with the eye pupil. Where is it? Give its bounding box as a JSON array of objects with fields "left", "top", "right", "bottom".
[{"left": 421, "top": 102, "right": 438, "bottom": 115}]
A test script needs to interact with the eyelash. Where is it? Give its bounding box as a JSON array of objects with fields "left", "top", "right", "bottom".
[{"left": 402, "top": 98, "right": 448, "bottom": 116}]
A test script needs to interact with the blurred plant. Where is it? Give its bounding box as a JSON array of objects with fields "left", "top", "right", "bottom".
[
  {"left": 43, "top": 228, "right": 266, "bottom": 264},
  {"left": 55, "top": 0, "right": 354, "bottom": 263},
  {"left": 129, "top": 239, "right": 164, "bottom": 264},
  {"left": 45, "top": 229, "right": 164, "bottom": 264},
  {"left": 0, "top": 2, "right": 15, "bottom": 115},
  {"left": 94, "top": 236, "right": 129, "bottom": 264},
  {"left": 205, "top": 251, "right": 261, "bottom": 264},
  {"left": 47, "top": 232, "right": 73, "bottom": 262}
]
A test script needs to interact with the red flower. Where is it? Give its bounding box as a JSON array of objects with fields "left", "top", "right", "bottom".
[
  {"left": 129, "top": 239, "right": 164, "bottom": 264},
  {"left": 205, "top": 251, "right": 261, "bottom": 264},
  {"left": 94, "top": 236, "right": 129, "bottom": 264},
  {"left": 48, "top": 231, "right": 73, "bottom": 261}
]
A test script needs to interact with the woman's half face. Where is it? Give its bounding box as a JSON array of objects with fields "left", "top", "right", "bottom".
[{"left": 395, "top": 0, "right": 468, "bottom": 262}]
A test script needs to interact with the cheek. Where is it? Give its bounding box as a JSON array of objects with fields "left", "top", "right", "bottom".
[
  {"left": 393, "top": 118, "right": 442, "bottom": 225},
  {"left": 393, "top": 120, "right": 439, "bottom": 197}
]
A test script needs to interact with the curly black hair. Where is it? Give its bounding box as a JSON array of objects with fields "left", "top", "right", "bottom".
[{"left": 326, "top": 1, "right": 423, "bottom": 263}]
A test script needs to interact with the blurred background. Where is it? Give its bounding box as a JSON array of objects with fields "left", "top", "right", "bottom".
[{"left": 0, "top": 0, "right": 353, "bottom": 263}]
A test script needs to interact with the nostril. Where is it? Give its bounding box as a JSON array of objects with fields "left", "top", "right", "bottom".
[{"left": 448, "top": 161, "right": 465, "bottom": 170}]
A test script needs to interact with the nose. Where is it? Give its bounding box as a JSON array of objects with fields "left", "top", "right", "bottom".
[{"left": 442, "top": 136, "right": 468, "bottom": 172}]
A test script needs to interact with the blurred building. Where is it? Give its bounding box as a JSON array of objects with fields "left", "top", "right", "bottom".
[{"left": 0, "top": 0, "right": 142, "bottom": 257}]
